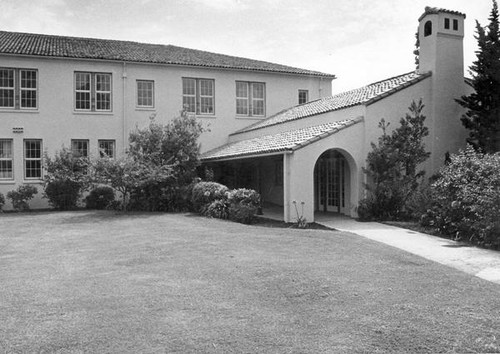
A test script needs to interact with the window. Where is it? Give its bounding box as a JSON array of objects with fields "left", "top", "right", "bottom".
[
  {"left": 137, "top": 80, "right": 154, "bottom": 108},
  {"left": 98, "top": 140, "right": 115, "bottom": 158},
  {"left": 0, "top": 139, "right": 13, "bottom": 179},
  {"left": 453, "top": 19, "right": 459, "bottom": 31},
  {"left": 424, "top": 20, "right": 432, "bottom": 37},
  {"left": 236, "top": 81, "right": 265, "bottom": 117},
  {"left": 71, "top": 139, "right": 89, "bottom": 158},
  {"left": 75, "top": 72, "right": 112, "bottom": 112},
  {"left": 24, "top": 139, "right": 42, "bottom": 179},
  {"left": 182, "top": 78, "right": 214, "bottom": 115},
  {"left": 444, "top": 18, "right": 450, "bottom": 29},
  {"left": 298, "top": 90, "right": 309, "bottom": 105},
  {"left": 0, "top": 68, "right": 37, "bottom": 109}
]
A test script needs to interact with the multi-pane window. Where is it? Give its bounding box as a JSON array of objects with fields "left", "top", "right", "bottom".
[
  {"left": 182, "top": 78, "right": 214, "bottom": 115},
  {"left": 75, "top": 72, "right": 112, "bottom": 112},
  {"left": 24, "top": 139, "right": 42, "bottom": 179},
  {"left": 137, "top": 80, "right": 154, "bottom": 108},
  {"left": 71, "top": 139, "right": 89, "bottom": 158},
  {"left": 298, "top": 90, "right": 309, "bottom": 104},
  {"left": 0, "top": 68, "right": 37, "bottom": 109},
  {"left": 236, "top": 81, "right": 265, "bottom": 117},
  {"left": 98, "top": 140, "right": 115, "bottom": 158},
  {"left": 0, "top": 139, "right": 13, "bottom": 179}
]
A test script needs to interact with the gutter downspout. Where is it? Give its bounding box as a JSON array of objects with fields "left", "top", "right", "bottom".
[{"left": 122, "top": 62, "right": 127, "bottom": 155}]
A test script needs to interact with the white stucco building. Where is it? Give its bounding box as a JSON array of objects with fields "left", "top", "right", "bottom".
[
  {"left": 0, "top": 7, "right": 469, "bottom": 219},
  {"left": 202, "top": 6, "right": 469, "bottom": 222}
]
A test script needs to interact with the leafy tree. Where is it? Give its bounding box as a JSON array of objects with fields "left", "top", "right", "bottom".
[
  {"left": 43, "top": 147, "right": 90, "bottom": 209},
  {"left": 91, "top": 155, "right": 173, "bottom": 210},
  {"left": 128, "top": 110, "right": 204, "bottom": 186},
  {"left": 457, "top": 0, "right": 500, "bottom": 153},
  {"left": 358, "top": 99, "right": 430, "bottom": 220}
]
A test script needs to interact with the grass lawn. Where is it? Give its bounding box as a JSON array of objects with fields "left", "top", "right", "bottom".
[{"left": 1, "top": 211, "right": 500, "bottom": 353}]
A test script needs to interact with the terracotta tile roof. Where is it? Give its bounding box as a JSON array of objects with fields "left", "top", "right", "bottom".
[
  {"left": 201, "top": 118, "right": 362, "bottom": 161},
  {"left": 418, "top": 7, "right": 466, "bottom": 21},
  {"left": 235, "top": 71, "right": 431, "bottom": 134},
  {"left": 0, "top": 30, "right": 335, "bottom": 78}
]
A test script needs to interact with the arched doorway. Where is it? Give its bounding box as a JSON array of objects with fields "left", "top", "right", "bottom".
[{"left": 314, "top": 150, "right": 350, "bottom": 215}]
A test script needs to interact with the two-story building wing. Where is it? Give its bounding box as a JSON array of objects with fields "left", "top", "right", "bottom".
[{"left": 0, "top": 31, "right": 334, "bottom": 209}]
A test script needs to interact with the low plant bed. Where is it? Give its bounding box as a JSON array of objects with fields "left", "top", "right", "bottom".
[{"left": 255, "top": 216, "right": 335, "bottom": 230}]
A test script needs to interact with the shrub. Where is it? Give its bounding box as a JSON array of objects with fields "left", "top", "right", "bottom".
[
  {"left": 424, "top": 146, "right": 500, "bottom": 248},
  {"left": 85, "top": 186, "right": 115, "bottom": 210},
  {"left": 203, "top": 199, "right": 230, "bottom": 219},
  {"left": 359, "top": 100, "right": 430, "bottom": 220},
  {"left": 226, "top": 188, "right": 260, "bottom": 207},
  {"left": 0, "top": 192, "right": 5, "bottom": 211},
  {"left": 227, "top": 188, "right": 260, "bottom": 224},
  {"left": 228, "top": 203, "right": 258, "bottom": 224},
  {"left": 44, "top": 180, "right": 82, "bottom": 210},
  {"left": 43, "top": 148, "right": 88, "bottom": 210},
  {"left": 7, "top": 185, "right": 38, "bottom": 211},
  {"left": 191, "top": 181, "right": 229, "bottom": 213}
]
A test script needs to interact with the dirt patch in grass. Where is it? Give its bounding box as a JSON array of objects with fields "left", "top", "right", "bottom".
[{"left": 1, "top": 211, "right": 500, "bottom": 353}]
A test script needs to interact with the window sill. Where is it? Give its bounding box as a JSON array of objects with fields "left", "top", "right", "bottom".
[
  {"left": 0, "top": 180, "right": 16, "bottom": 185},
  {"left": 235, "top": 116, "right": 266, "bottom": 120},
  {"left": 22, "top": 180, "right": 44, "bottom": 184},
  {"left": 195, "top": 115, "right": 217, "bottom": 120},
  {"left": 135, "top": 107, "right": 156, "bottom": 111},
  {"left": 73, "top": 111, "right": 114, "bottom": 116},
  {"left": 0, "top": 109, "right": 39, "bottom": 114}
]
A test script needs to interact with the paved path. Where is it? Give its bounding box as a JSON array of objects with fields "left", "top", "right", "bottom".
[{"left": 315, "top": 214, "right": 500, "bottom": 285}]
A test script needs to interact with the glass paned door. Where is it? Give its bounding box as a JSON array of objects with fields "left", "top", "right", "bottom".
[{"left": 316, "top": 151, "right": 346, "bottom": 212}]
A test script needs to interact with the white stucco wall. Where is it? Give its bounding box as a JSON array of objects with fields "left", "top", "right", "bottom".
[
  {"left": 283, "top": 122, "right": 365, "bottom": 222},
  {"left": 0, "top": 54, "right": 331, "bottom": 209}
]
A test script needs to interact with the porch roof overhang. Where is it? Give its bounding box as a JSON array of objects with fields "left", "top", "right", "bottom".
[{"left": 200, "top": 117, "right": 363, "bottom": 162}]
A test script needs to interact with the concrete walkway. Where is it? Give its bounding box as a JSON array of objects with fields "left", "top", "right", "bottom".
[{"left": 314, "top": 213, "right": 500, "bottom": 285}]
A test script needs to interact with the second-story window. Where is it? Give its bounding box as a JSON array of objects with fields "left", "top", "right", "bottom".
[
  {"left": 75, "top": 72, "right": 112, "bottom": 112},
  {"left": 182, "top": 78, "right": 214, "bottom": 115},
  {"left": 0, "top": 68, "right": 38, "bottom": 110},
  {"left": 137, "top": 80, "right": 154, "bottom": 108},
  {"left": 298, "top": 90, "right": 309, "bottom": 104},
  {"left": 236, "top": 81, "right": 265, "bottom": 117}
]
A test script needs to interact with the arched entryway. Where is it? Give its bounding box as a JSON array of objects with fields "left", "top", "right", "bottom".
[{"left": 314, "top": 149, "right": 351, "bottom": 215}]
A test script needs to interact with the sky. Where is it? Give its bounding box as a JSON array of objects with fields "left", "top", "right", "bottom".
[{"left": 0, "top": 0, "right": 493, "bottom": 93}]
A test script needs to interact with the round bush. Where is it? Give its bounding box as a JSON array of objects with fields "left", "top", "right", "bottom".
[
  {"left": 228, "top": 203, "right": 258, "bottom": 224},
  {"left": 227, "top": 188, "right": 260, "bottom": 207},
  {"left": 44, "top": 180, "right": 81, "bottom": 210},
  {"left": 425, "top": 146, "right": 500, "bottom": 247},
  {"left": 203, "top": 199, "right": 230, "bottom": 219},
  {"left": 0, "top": 192, "right": 5, "bottom": 211},
  {"left": 85, "top": 186, "right": 115, "bottom": 210},
  {"left": 191, "top": 181, "right": 229, "bottom": 212}
]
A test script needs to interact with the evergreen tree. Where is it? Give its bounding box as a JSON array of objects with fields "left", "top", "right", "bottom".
[
  {"left": 457, "top": 0, "right": 500, "bottom": 153},
  {"left": 358, "top": 99, "right": 430, "bottom": 220}
]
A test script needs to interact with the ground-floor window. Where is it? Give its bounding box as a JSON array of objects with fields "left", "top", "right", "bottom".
[
  {"left": 24, "top": 139, "right": 42, "bottom": 179},
  {"left": 98, "top": 139, "right": 115, "bottom": 158},
  {"left": 0, "top": 139, "right": 13, "bottom": 179}
]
